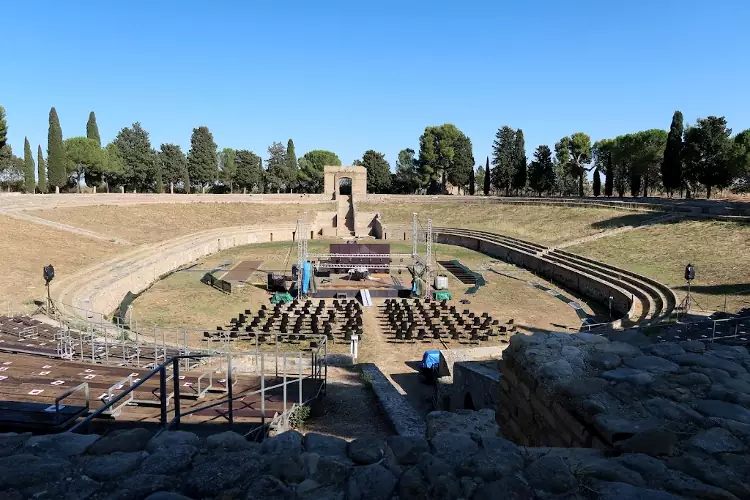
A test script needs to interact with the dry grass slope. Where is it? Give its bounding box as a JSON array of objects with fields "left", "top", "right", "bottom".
[
  {"left": 568, "top": 219, "right": 750, "bottom": 313},
  {"left": 0, "top": 214, "right": 121, "bottom": 312},
  {"left": 359, "top": 202, "right": 656, "bottom": 245},
  {"left": 27, "top": 202, "right": 333, "bottom": 244}
]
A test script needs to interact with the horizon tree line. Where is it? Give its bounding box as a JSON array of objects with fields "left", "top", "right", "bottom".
[{"left": 1, "top": 105, "right": 748, "bottom": 198}]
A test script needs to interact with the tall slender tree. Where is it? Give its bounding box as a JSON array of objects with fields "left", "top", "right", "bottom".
[
  {"left": 469, "top": 167, "right": 475, "bottom": 195},
  {"left": 23, "top": 138, "right": 35, "bottom": 193},
  {"left": 491, "top": 126, "right": 516, "bottom": 196},
  {"left": 37, "top": 145, "right": 46, "bottom": 193},
  {"left": 0, "top": 106, "right": 7, "bottom": 151},
  {"left": 285, "top": 139, "right": 298, "bottom": 191},
  {"left": 661, "top": 111, "right": 684, "bottom": 196},
  {"left": 86, "top": 111, "right": 101, "bottom": 147},
  {"left": 593, "top": 168, "right": 601, "bottom": 197},
  {"left": 483, "top": 157, "right": 490, "bottom": 195},
  {"left": 47, "top": 107, "right": 66, "bottom": 190},
  {"left": 605, "top": 152, "right": 614, "bottom": 197},
  {"left": 187, "top": 126, "right": 218, "bottom": 191},
  {"left": 512, "top": 129, "right": 527, "bottom": 193}
]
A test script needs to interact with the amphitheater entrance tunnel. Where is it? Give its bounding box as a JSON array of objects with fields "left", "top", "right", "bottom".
[{"left": 339, "top": 177, "right": 352, "bottom": 196}]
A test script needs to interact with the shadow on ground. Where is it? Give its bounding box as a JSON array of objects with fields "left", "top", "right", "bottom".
[
  {"left": 390, "top": 362, "right": 437, "bottom": 418},
  {"left": 303, "top": 366, "right": 393, "bottom": 441},
  {"left": 589, "top": 213, "right": 672, "bottom": 230},
  {"left": 674, "top": 283, "right": 750, "bottom": 296}
]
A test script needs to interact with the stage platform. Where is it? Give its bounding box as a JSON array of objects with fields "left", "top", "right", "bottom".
[
  {"left": 222, "top": 260, "right": 264, "bottom": 282},
  {"left": 312, "top": 272, "right": 410, "bottom": 299}
]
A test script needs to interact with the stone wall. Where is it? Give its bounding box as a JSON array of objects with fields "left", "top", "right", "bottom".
[{"left": 3, "top": 405, "right": 747, "bottom": 499}]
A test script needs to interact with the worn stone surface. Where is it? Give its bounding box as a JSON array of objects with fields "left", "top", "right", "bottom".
[
  {"left": 347, "top": 437, "right": 387, "bottom": 465},
  {"left": 0, "top": 381, "right": 748, "bottom": 500},
  {"left": 83, "top": 451, "right": 147, "bottom": 481},
  {"left": 23, "top": 432, "right": 99, "bottom": 457},
  {"left": 424, "top": 408, "right": 498, "bottom": 439},
  {"left": 687, "top": 427, "right": 747, "bottom": 454},
  {"left": 87, "top": 428, "right": 152, "bottom": 455},
  {"left": 145, "top": 430, "right": 199, "bottom": 452}
]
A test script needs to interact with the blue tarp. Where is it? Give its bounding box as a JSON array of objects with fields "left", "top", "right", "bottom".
[
  {"left": 419, "top": 350, "right": 441, "bottom": 370},
  {"left": 302, "top": 261, "right": 312, "bottom": 294}
]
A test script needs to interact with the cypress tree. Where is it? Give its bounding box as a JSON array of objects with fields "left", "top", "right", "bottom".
[
  {"left": 483, "top": 156, "right": 490, "bottom": 195},
  {"left": 0, "top": 105, "right": 7, "bottom": 151},
  {"left": 182, "top": 167, "right": 191, "bottom": 194},
  {"left": 37, "top": 145, "right": 46, "bottom": 193},
  {"left": 187, "top": 126, "right": 218, "bottom": 190},
  {"left": 593, "top": 168, "right": 601, "bottom": 197},
  {"left": 23, "top": 138, "right": 35, "bottom": 193},
  {"left": 47, "top": 107, "right": 66, "bottom": 190},
  {"left": 512, "top": 129, "right": 527, "bottom": 194},
  {"left": 661, "top": 110, "right": 683, "bottom": 196},
  {"left": 604, "top": 152, "right": 614, "bottom": 197},
  {"left": 285, "top": 139, "right": 297, "bottom": 191},
  {"left": 86, "top": 111, "right": 101, "bottom": 147},
  {"left": 469, "top": 167, "right": 475, "bottom": 195}
]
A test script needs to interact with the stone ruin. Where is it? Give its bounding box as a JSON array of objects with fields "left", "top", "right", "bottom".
[{"left": 2, "top": 377, "right": 748, "bottom": 500}]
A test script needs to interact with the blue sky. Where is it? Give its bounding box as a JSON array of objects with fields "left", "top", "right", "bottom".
[{"left": 2, "top": 0, "right": 748, "bottom": 170}]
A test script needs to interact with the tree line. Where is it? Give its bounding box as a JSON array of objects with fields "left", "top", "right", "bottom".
[
  {"left": 0, "top": 107, "right": 358, "bottom": 194},
  {"left": 1, "top": 105, "right": 748, "bottom": 198}
]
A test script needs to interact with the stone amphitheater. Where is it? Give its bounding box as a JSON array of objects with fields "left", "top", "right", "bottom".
[{"left": 0, "top": 188, "right": 749, "bottom": 499}]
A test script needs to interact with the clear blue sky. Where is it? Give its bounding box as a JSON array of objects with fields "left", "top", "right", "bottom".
[{"left": 2, "top": 0, "right": 748, "bottom": 171}]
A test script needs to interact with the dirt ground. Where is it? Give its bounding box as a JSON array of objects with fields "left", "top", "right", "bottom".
[
  {"left": 25, "top": 202, "right": 332, "bottom": 245},
  {"left": 129, "top": 240, "right": 588, "bottom": 336},
  {"left": 360, "top": 201, "right": 658, "bottom": 246},
  {"left": 302, "top": 366, "right": 393, "bottom": 440}
]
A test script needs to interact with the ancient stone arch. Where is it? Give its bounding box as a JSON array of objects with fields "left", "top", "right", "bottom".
[{"left": 323, "top": 166, "right": 367, "bottom": 198}]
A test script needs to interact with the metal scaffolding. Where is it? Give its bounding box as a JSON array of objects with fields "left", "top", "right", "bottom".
[{"left": 295, "top": 212, "right": 433, "bottom": 299}]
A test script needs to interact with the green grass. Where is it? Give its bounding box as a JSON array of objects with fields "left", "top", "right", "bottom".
[{"left": 567, "top": 219, "right": 750, "bottom": 313}]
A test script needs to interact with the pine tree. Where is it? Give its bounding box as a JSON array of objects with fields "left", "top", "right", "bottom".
[
  {"left": 47, "top": 107, "right": 66, "bottom": 190},
  {"left": 187, "top": 126, "right": 218, "bottom": 191},
  {"left": 593, "top": 168, "right": 601, "bottom": 197},
  {"left": 23, "top": 138, "right": 35, "bottom": 193},
  {"left": 512, "top": 129, "right": 527, "bottom": 194},
  {"left": 86, "top": 111, "right": 101, "bottom": 147},
  {"left": 356, "top": 150, "right": 392, "bottom": 193},
  {"left": 483, "top": 157, "right": 490, "bottom": 195},
  {"left": 604, "top": 152, "right": 614, "bottom": 197},
  {"left": 285, "top": 139, "right": 298, "bottom": 191},
  {"left": 37, "top": 145, "right": 46, "bottom": 193},
  {"left": 528, "top": 145, "right": 555, "bottom": 196},
  {"left": 661, "top": 110, "right": 683, "bottom": 196},
  {"left": 112, "top": 123, "right": 157, "bottom": 192}
]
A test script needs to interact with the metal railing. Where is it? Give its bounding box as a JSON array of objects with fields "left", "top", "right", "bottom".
[{"left": 68, "top": 344, "right": 327, "bottom": 434}]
